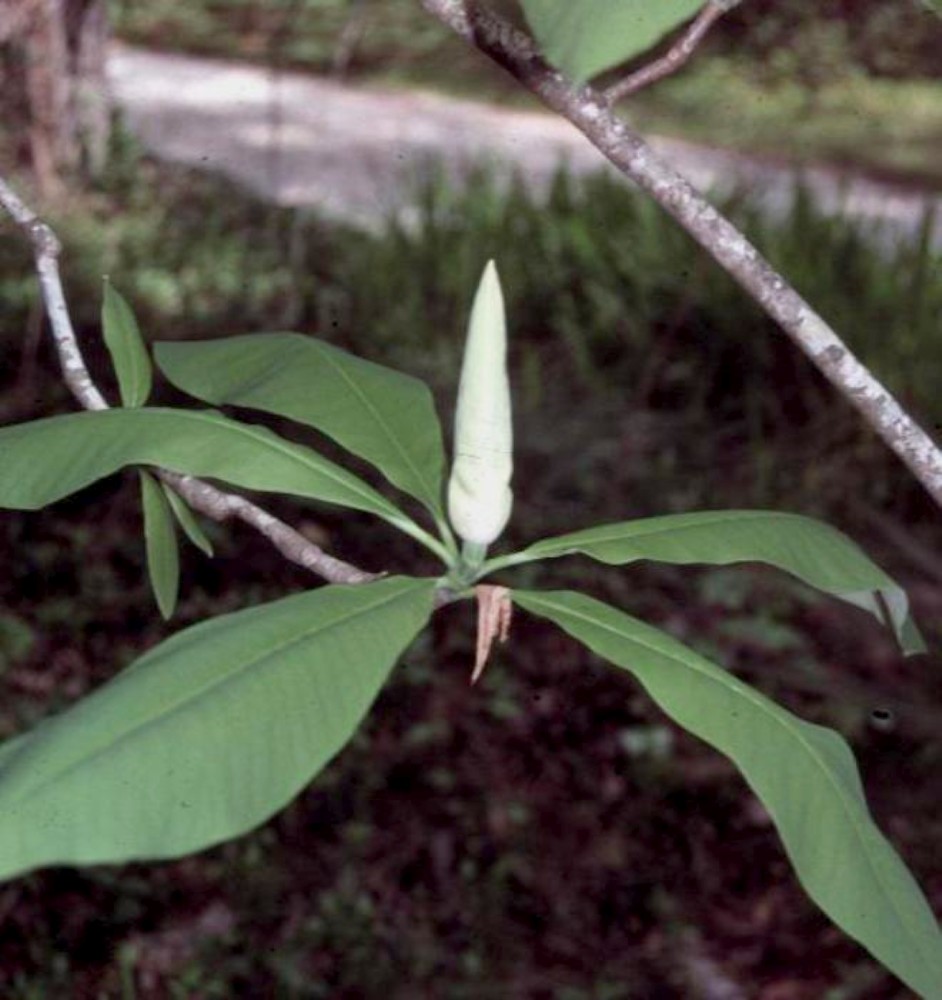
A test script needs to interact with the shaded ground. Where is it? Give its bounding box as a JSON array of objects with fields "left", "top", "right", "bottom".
[
  {"left": 0, "top": 123, "right": 940, "bottom": 996},
  {"left": 109, "top": 45, "right": 942, "bottom": 243},
  {"left": 1, "top": 436, "right": 938, "bottom": 999}
]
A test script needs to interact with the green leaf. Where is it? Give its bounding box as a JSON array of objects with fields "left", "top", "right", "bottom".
[
  {"left": 161, "top": 483, "right": 214, "bottom": 557},
  {"left": 0, "top": 407, "right": 407, "bottom": 527},
  {"left": 505, "top": 511, "right": 923, "bottom": 653},
  {"left": 155, "top": 334, "right": 446, "bottom": 518},
  {"left": 101, "top": 280, "right": 153, "bottom": 407},
  {"left": 139, "top": 471, "right": 180, "bottom": 619},
  {"left": 515, "top": 589, "right": 942, "bottom": 997},
  {"left": 0, "top": 576, "right": 435, "bottom": 880},
  {"left": 0, "top": 733, "right": 27, "bottom": 772},
  {"left": 521, "top": 0, "right": 703, "bottom": 82}
]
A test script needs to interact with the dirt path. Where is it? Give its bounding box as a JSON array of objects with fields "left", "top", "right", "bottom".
[{"left": 108, "top": 45, "right": 941, "bottom": 243}]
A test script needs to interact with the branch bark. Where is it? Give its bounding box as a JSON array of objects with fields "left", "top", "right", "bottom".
[
  {"left": 604, "top": 1, "right": 739, "bottom": 104},
  {"left": 420, "top": 0, "right": 942, "bottom": 510},
  {"left": 0, "top": 174, "right": 379, "bottom": 586}
]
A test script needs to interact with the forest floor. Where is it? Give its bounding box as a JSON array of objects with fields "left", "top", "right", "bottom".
[{"left": 108, "top": 45, "right": 942, "bottom": 245}]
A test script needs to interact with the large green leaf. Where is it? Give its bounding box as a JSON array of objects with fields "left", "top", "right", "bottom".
[
  {"left": 515, "top": 589, "right": 942, "bottom": 997},
  {"left": 0, "top": 407, "right": 406, "bottom": 526},
  {"left": 101, "top": 281, "right": 153, "bottom": 408},
  {"left": 502, "top": 511, "right": 923, "bottom": 653},
  {"left": 521, "top": 0, "right": 703, "bottom": 82},
  {"left": 139, "top": 470, "right": 180, "bottom": 620},
  {"left": 0, "top": 577, "right": 435, "bottom": 880},
  {"left": 155, "top": 334, "right": 446, "bottom": 518}
]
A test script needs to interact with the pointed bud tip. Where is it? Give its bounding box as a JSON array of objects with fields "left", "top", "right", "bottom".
[{"left": 471, "top": 260, "right": 505, "bottom": 334}]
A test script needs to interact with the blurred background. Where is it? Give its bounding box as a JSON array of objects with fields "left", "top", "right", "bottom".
[{"left": 0, "top": 1, "right": 941, "bottom": 996}]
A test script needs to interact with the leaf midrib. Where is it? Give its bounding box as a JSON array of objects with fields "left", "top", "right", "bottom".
[
  {"left": 144, "top": 408, "right": 396, "bottom": 517},
  {"left": 533, "top": 511, "right": 843, "bottom": 557},
  {"left": 105, "top": 295, "right": 149, "bottom": 407},
  {"left": 525, "top": 512, "right": 892, "bottom": 593},
  {"left": 3, "top": 582, "right": 429, "bottom": 808},
  {"left": 312, "top": 342, "right": 441, "bottom": 514},
  {"left": 525, "top": 592, "right": 936, "bottom": 978},
  {"left": 118, "top": 334, "right": 148, "bottom": 407},
  {"left": 125, "top": 323, "right": 149, "bottom": 407}
]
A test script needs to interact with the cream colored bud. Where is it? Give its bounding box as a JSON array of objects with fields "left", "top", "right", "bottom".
[{"left": 447, "top": 261, "right": 513, "bottom": 547}]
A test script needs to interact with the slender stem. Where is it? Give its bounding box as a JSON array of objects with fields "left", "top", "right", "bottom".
[
  {"left": 604, "top": 1, "right": 740, "bottom": 105},
  {"left": 389, "top": 514, "right": 455, "bottom": 566},
  {"left": 420, "top": 0, "right": 942, "bottom": 510},
  {"left": 156, "top": 470, "right": 379, "bottom": 584},
  {"left": 434, "top": 511, "right": 461, "bottom": 561},
  {"left": 441, "top": 539, "right": 489, "bottom": 590},
  {"left": 0, "top": 174, "right": 379, "bottom": 586},
  {"left": 462, "top": 540, "right": 488, "bottom": 571},
  {"left": 479, "top": 549, "right": 533, "bottom": 576}
]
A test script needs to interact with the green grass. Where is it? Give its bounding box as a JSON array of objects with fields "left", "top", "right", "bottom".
[
  {"left": 629, "top": 58, "right": 942, "bottom": 188},
  {"left": 110, "top": 0, "right": 515, "bottom": 99},
  {"left": 110, "top": 0, "right": 942, "bottom": 187}
]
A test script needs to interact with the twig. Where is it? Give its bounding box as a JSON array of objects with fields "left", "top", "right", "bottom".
[
  {"left": 420, "top": 0, "right": 942, "bottom": 511},
  {"left": 0, "top": 174, "right": 378, "bottom": 586},
  {"left": 0, "top": 176, "right": 107, "bottom": 410},
  {"left": 604, "top": 1, "right": 740, "bottom": 105}
]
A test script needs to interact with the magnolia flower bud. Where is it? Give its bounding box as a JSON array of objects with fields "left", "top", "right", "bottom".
[{"left": 447, "top": 261, "right": 513, "bottom": 548}]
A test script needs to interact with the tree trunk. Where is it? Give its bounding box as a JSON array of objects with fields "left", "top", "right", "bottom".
[
  {"left": 68, "top": 0, "right": 109, "bottom": 177},
  {"left": 2, "top": 0, "right": 110, "bottom": 196},
  {"left": 25, "top": 0, "right": 77, "bottom": 196}
]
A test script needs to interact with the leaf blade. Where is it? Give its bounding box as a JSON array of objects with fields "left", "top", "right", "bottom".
[
  {"left": 0, "top": 407, "right": 405, "bottom": 525},
  {"left": 161, "top": 483, "right": 214, "bottom": 557},
  {"left": 101, "top": 281, "right": 153, "bottom": 408},
  {"left": 139, "top": 470, "right": 180, "bottom": 619},
  {"left": 155, "top": 334, "right": 446, "bottom": 517},
  {"left": 513, "top": 511, "right": 923, "bottom": 652},
  {"left": 0, "top": 577, "right": 435, "bottom": 880},
  {"left": 521, "top": 0, "right": 703, "bottom": 82},
  {"left": 515, "top": 588, "right": 942, "bottom": 997}
]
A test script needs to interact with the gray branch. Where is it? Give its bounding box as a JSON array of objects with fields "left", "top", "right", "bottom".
[
  {"left": 0, "top": 174, "right": 379, "bottom": 586},
  {"left": 421, "top": 0, "right": 942, "bottom": 509},
  {"left": 604, "top": 1, "right": 739, "bottom": 104}
]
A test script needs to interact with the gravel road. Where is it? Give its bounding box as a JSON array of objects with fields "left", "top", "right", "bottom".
[{"left": 108, "top": 45, "right": 941, "bottom": 244}]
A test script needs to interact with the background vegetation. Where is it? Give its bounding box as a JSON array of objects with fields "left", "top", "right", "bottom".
[
  {"left": 1, "top": 137, "right": 941, "bottom": 994},
  {"left": 1, "top": 0, "right": 941, "bottom": 993},
  {"left": 111, "top": 0, "right": 942, "bottom": 185}
]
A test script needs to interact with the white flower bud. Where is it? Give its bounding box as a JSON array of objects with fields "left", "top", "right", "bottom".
[{"left": 447, "top": 261, "right": 513, "bottom": 547}]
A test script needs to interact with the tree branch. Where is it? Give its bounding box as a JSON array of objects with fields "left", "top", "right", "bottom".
[
  {"left": 0, "top": 174, "right": 379, "bottom": 586},
  {"left": 0, "top": 176, "right": 108, "bottom": 410},
  {"left": 421, "top": 0, "right": 942, "bottom": 510},
  {"left": 604, "top": 1, "right": 740, "bottom": 105}
]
